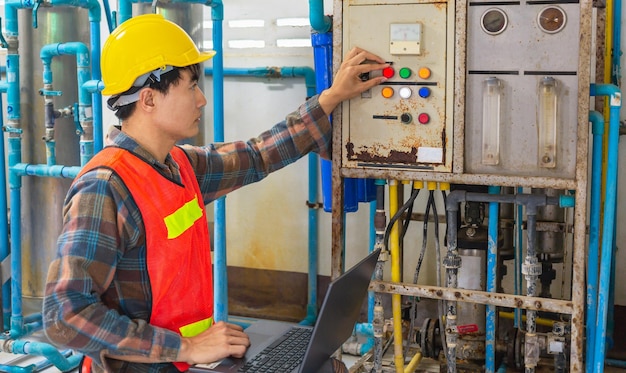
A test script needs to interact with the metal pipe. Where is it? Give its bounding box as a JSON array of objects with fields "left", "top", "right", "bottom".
[
  {"left": 585, "top": 110, "right": 604, "bottom": 373},
  {"left": 372, "top": 179, "right": 387, "bottom": 372},
  {"left": 443, "top": 192, "right": 461, "bottom": 373},
  {"left": 443, "top": 189, "right": 569, "bottom": 372},
  {"left": 524, "top": 212, "right": 540, "bottom": 373},
  {"left": 371, "top": 281, "right": 574, "bottom": 314},
  {"left": 589, "top": 83, "right": 622, "bottom": 373}
]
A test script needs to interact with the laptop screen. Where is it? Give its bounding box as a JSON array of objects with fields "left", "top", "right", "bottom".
[{"left": 299, "top": 249, "right": 381, "bottom": 373}]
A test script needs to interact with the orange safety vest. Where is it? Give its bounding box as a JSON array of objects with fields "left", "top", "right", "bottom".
[{"left": 77, "top": 146, "right": 214, "bottom": 371}]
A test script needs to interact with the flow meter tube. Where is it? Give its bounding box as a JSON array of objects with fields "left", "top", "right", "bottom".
[
  {"left": 481, "top": 77, "right": 503, "bottom": 165},
  {"left": 537, "top": 77, "right": 558, "bottom": 168}
]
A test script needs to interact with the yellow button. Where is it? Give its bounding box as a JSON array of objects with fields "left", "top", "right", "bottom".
[
  {"left": 381, "top": 87, "right": 394, "bottom": 98},
  {"left": 418, "top": 67, "right": 431, "bottom": 79}
]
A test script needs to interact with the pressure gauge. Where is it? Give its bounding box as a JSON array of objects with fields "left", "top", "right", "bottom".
[
  {"left": 390, "top": 23, "right": 422, "bottom": 55},
  {"left": 480, "top": 8, "right": 508, "bottom": 35},
  {"left": 537, "top": 6, "right": 566, "bottom": 34}
]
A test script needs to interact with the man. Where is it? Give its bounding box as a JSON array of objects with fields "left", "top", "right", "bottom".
[{"left": 42, "top": 13, "right": 387, "bottom": 372}]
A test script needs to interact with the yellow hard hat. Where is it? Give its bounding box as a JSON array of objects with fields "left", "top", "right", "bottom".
[{"left": 101, "top": 14, "right": 216, "bottom": 96}]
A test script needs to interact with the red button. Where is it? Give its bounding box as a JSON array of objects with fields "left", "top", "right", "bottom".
[
  {"left": 418, "top": 113, "right": 430, "bottom": 124},
  {"left": 382, "top": 67, "right": 395, "bottom": 79}
]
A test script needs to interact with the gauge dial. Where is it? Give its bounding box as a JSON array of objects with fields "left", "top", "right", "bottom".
[
  {"left": 481, "top": 8, "right": 508, "bottom": 35},
  {"left": 537, "top": 6, "right": 566, "bottom": 33},
  {"left": 390, "top": 23, "right": 422, "bottom": 55}
]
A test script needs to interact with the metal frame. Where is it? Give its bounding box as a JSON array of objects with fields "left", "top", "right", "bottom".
[{"left": 331, "top": 0, "right": 593, "bottom": 370}]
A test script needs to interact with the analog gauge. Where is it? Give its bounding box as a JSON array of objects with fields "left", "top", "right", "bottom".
[
  {"left": 481, "top": 8, "right": 508, "bottom": 35},
  {"left": 390, "top": 23, "right": 422, "bottom": 42},
  {"left": 390, "top": 23, "right": 422, "bottom": 55},
  {"left": 537, "top": 6, "right": 566, "bottom": 33}
]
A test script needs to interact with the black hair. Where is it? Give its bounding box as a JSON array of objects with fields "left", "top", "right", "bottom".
[{"left": 112, "top": 63, "right": 202, "bottom": 121}]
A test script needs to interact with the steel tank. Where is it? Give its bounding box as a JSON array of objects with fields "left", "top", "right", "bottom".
[{"left": 19, "top": 8, "right": 88, "bottom": 310}]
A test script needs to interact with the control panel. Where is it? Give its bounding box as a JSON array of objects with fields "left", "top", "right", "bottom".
[{"left": 340, "top": 0, "right": 455, "bottom": 173}]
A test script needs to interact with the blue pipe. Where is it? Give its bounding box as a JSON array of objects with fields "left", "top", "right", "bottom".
[
  {"left": 8, "top": 135, "right": 22, "bottom": 338},
  {"left": 485, "top": 185, "right": 500, "bottom": 373},
  {"left": 303, "top": 68, "right": 319, "bottom": 327},
  {"left": 345, "top": 200, "right": 378, "bottom": 355},
  {"left": 585, "top": 110, "right": 604, "bottom": 373},
  {"left": 11, "top": 164, "right": 81, "bottom": 179},
  {"left": 368, "top": 200, "right": 376, "bottom": 323},
  {"left": 0, "top": 83, "right": 9, "bottom": 331},
  {"left": 40, "top": 42, "right": 95, "bottom": 165},
  {"left": 207, "top": 1, "right": 227, "bottom": 323},
  {"left": 101, "top": 0, "right": 114, "bottom": 32},
  {"left": 589, "top": 83, "right": 622, "bottom": 373},
  {"left": 204, "top": 62, "right": 319, "bottom": 325},
  {"left": 6, "top": 340, "right": 82, "bottom": 372},
  {"left": 0, "top": 1, "right": 99, "bottom": 371},
  {"left": 205, "top": 65, "right": 320, "bottom": 326},
  {"left": 308, "top": 0, "right": 332, "bottom": 33},
  {"left": 204, "top": 66, "right": 319, "bottom": 325},
  {"left": 89, "top": 21, "right": 103, "bottom": 153}
]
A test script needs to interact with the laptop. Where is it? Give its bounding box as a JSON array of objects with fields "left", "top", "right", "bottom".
[{"left": 190, "top": 248, "right": 381, "bottom": 373}]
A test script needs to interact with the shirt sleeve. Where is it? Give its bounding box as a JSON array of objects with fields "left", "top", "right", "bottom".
[
  {"left": 183, "top": 94, "right": 331, "bottom": 203},
  {"left": 42, "top": 169, "right": 182, "bottom": 367}
]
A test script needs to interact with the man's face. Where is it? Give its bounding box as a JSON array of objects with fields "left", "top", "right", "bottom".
[{"left": 151, "top": 69, "right": 207, "bottom": 141}]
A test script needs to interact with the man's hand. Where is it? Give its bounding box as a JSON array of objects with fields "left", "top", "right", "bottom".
[
  {"left": 319, "top": 47, "right": 389, "bottom": 115},
  {"left": 178, "top": 321, "right": 251, "bottom": 365}
]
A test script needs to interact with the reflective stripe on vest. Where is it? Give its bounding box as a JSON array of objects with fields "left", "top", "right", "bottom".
[
  {"left": 165, "top": 196, "right": 204, "bottom": 239},
  {"left": 78, "top": 146, "right": 213, "bottom": 372}
]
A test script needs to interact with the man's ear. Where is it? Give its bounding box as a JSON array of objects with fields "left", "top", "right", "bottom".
[{"left": 137, "top": 88, "right": 155, "bottom": 112}]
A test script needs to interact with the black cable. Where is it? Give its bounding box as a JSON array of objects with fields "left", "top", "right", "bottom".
[
  {"left": 437, "top": 190, "right": 449, "bottom": 359},
  {"left": 383, "top": 186, "right": 420, "bottom": 255},
  {"left": 405, "top": 190, "right": 433, "bottom": 358}
]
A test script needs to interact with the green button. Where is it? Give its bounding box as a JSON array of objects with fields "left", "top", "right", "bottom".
[{"left": 399, "top": 67, "right": 412, "bottom": 79}]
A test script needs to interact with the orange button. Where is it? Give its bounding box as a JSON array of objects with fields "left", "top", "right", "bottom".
[
  {"left": 418, "top": 67, "right": 431, "bottom": 79},
  {"left": 381, "top": 87, "right": 394, "bottom": 98}
]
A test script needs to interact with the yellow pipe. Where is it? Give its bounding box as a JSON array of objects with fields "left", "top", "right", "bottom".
[
  {"left": 404, "top": 352, "right": 422, "bottom": 373},
  {"left": 498, "top": 311, "right": 555, "bottom": 328},
  {"left": 389, "top": 180, "right": 405, "bottom": 372}
]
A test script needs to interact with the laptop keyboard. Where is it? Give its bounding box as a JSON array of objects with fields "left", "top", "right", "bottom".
[{"left": 238, "top": 327, "right": 312, "bottom": 373}]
